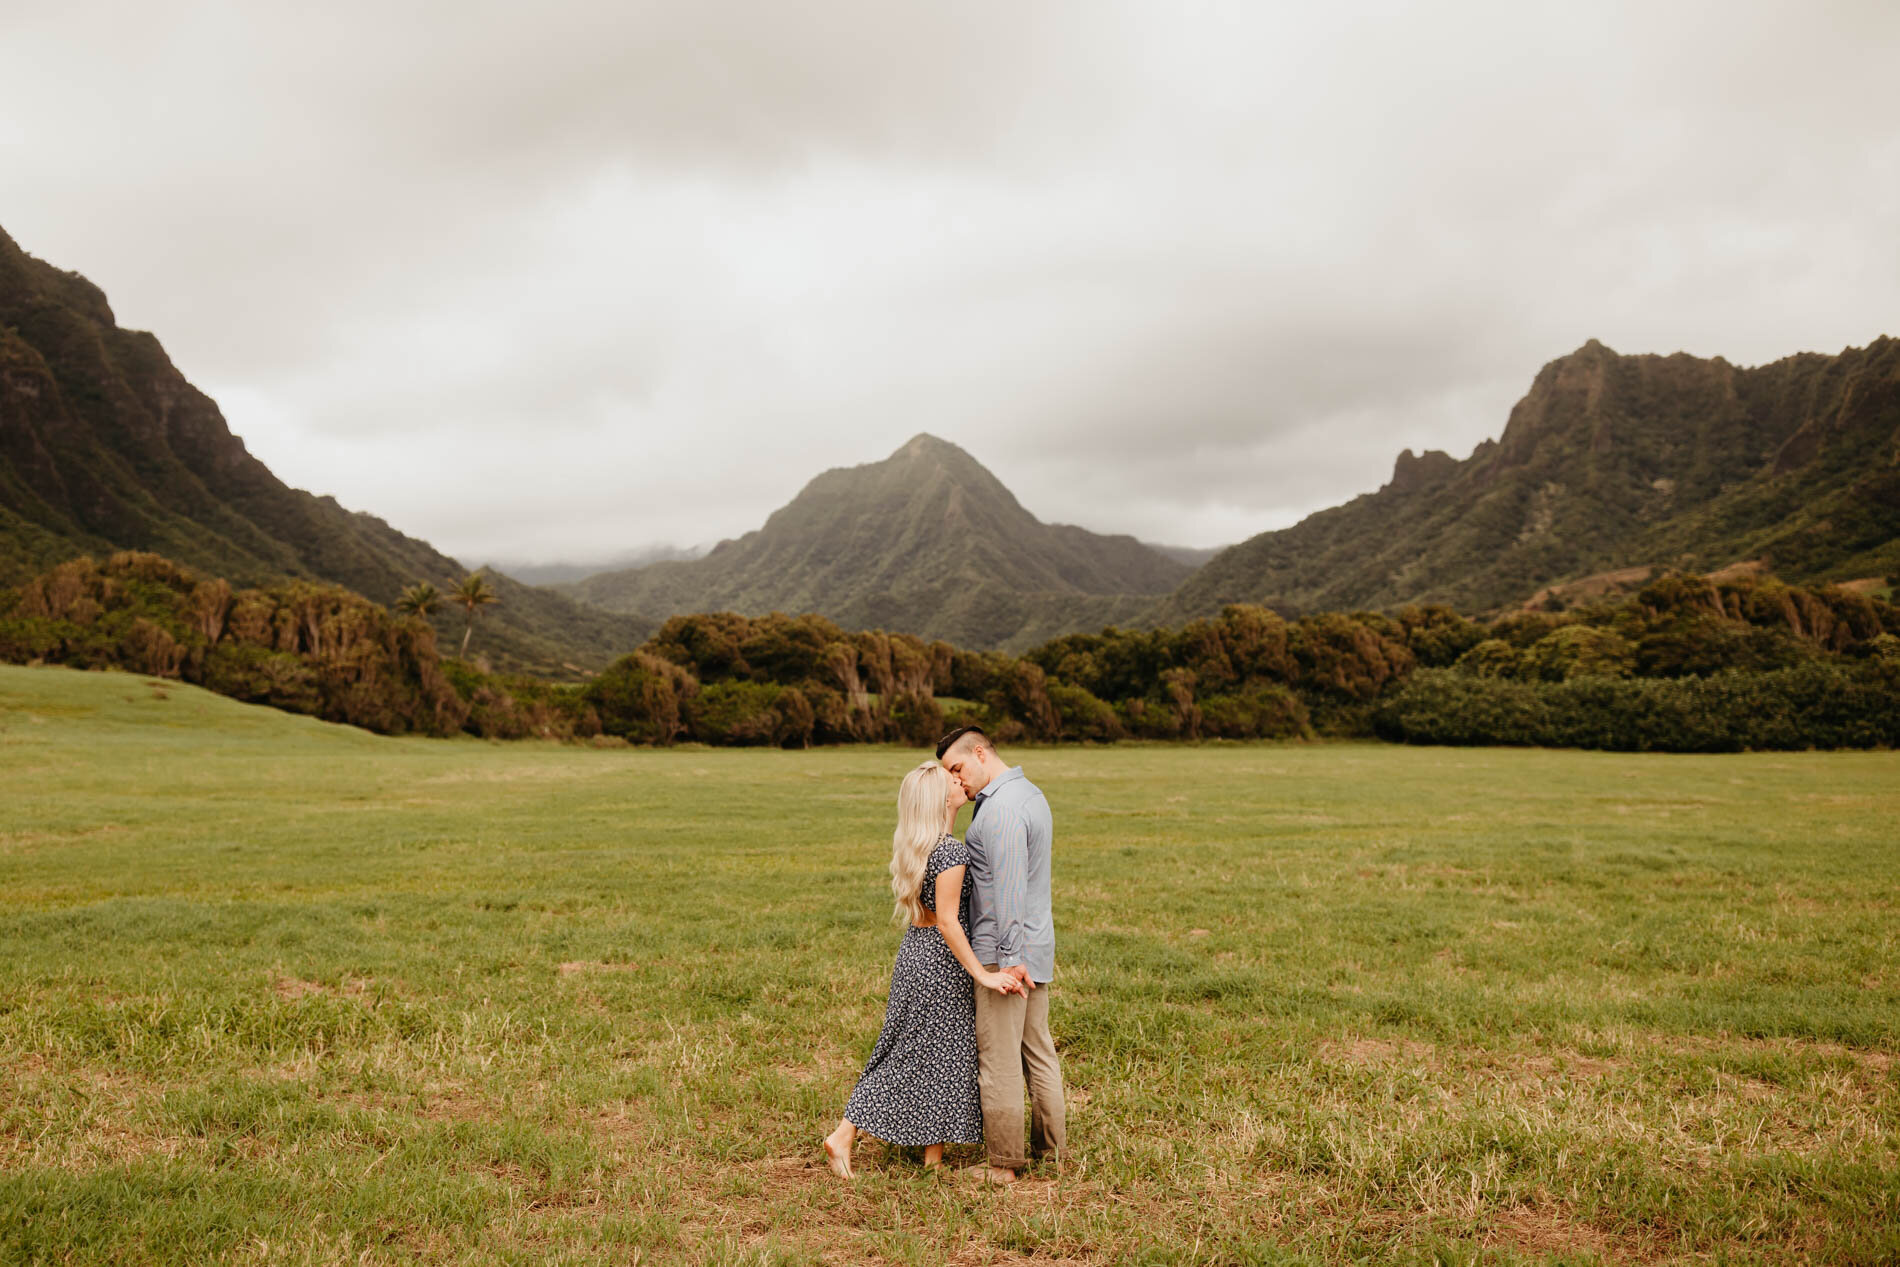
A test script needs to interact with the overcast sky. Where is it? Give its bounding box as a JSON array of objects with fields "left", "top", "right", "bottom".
[{"left": 4, "top": 2, "right": 1897, "bottom": 565}]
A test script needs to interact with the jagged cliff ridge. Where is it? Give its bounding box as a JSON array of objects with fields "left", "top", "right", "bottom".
[
  {"left": 0, "top": 225, "right": 642, "bottom": 671},
  {"left": 9, "top": 212, "right": 1889, "bottom": 660},
  {"left": 566, "top": 434, "right": 1192, "bottom": 650},
  {"left": 1161, "top": 337, "right": 1900, "bottom": 620}
]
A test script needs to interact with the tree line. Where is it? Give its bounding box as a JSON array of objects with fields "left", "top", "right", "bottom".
[{"left": 2, "top": 552, "right": 1895, "bottom": 752}]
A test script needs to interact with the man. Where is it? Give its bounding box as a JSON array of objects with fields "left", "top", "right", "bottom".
[{"left": 935, "top": 725, "right": 1066, "bottom": 1184}]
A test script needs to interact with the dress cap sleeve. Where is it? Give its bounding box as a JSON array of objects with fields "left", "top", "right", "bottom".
[{"left": 934, "top": 833, "right": 971, "bottom": 871}]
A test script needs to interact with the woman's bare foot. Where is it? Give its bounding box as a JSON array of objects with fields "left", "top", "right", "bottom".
[
  {"left": 923, "top": 1143, "right": 944, "bottom": 1169},
  {"left": 823, "top": 1122, "right": 855, "bottom": 1179}
]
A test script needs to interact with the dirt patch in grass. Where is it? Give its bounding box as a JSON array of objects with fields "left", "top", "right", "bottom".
[
  {"left": 56, "top": 1123, "right": 194, "bottom": 1168},
  {"left": 1314, "top": 1036, "right": 1439, "bottom": 1066},
  {"left": 1570, "top": 1027, "right": 1895, "bottom": 1070},
  {"left": 1315, "top": 1038, "right": 1612, "bottom": 1109},
  {"left": 420, "top": 765, "right": 606, "bottom": 786},
  {"left": 558, "top": 960, "right": 641, "bottom": 976},
  {"left": 0, "top": 822, "right": 129, "bottom": 851},
  {"left": 271, "top": 975, "right": 326, "bottom": 1000},
  {"left": 269, "top": 973, "right": 380, "bottom": 1001},
  {"left": 1507, "top": 1051, "right": 1625, "bottom": 1081},
  {"left": 947, "top": 1250, "right": 1094, "bottom": 1267},
  {"left": 1320, "top": 1031, "right": 1895, "bottom": 1087},
  {"left": 308, "top": 1082, "right": 496, "bottom": 1124},
  {"left": 0, "top": 1064, "right": 197, "bottom": 1170},
  {"left": 1482, "top": 1205, "right": 1653, "bottom": 1264},
  {"left": 1721, "top": 1035, "right": 1894, "bottom": 1074}
]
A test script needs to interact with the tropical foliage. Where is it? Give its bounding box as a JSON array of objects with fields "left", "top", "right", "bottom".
[
  {"left": 1, "top": 553, "right": 470, "bottom": 735},
  {"left": 450, "top": 572, "right": 500, "bottom": 655},
  {"left": 396, "top": 581, "right": 443, "bottom": 617},
  {"left": 3, "top": 553, "right": 1895, "bottom": 752}
]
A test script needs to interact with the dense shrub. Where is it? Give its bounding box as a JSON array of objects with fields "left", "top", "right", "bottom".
[
  {"left": 1397, "top": 604, "right": 1487, "bottom": 667},
  {"left": 449, "top": 672, "right": 599, "bottom": 741},
  {"left": 1454, "top": 639, "right": 1523, "bottom": 679},
  {"left": 609, "top": 581, "right": 1893, "bottom": 750},
  {"left": 200, "top": 643, "right": 323, "bottom": 715},
  {"left": 582, "top": 652, "right": 695, "bottom": 744},
  {"left": 984, "top": 659, "right": 1061, "bottom": 741},
  {"left": 685, "top": 681, "right": 783, "bottom": 745},
  {"left": 1114, "top": 694, "right": 1183, "bottom": 740},
  {"left": 6, "top": 555, "right": 1893, "bottom": 751},
  {"left": 2, "top": 554, "right": 469, "bottom": 735},
  {"left": 886, "top": 689, "right": 944, "bottom": 747},
  {"left": 1047, "top": 681, "right": 1123, "bottom": 742},
  {"left": 1376, "top": 663, "right": 1900, "bottom": 752},
  {"left": 1524, "top": 625, "right": 1634, "bottom": 681},
  {"left": 644, "top": 611, "right": 950, "bottom": 744},
  {"left": 682, "top": 680, "right": 820, "bottom": 747},
  {"left": 1198, "top": 683, "right": 1312, "bottom": 740}
]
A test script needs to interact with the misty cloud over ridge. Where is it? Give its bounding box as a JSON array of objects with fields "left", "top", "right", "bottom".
[{"left": 4, "top": 0, "right": 1896, "bottom": 564}]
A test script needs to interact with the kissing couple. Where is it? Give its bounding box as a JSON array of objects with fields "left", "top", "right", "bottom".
[{"left": 822, "top": 726, "right": 1067, "bottom": 1184}]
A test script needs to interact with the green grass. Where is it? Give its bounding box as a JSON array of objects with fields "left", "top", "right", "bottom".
[{"left": 1, "top": 664, "right": 1896, "bottom": 1265}]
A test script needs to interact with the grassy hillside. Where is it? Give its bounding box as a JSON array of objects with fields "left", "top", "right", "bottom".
[
  {"left": 567, "top": 435, "right": 1187, "bottom": 650},
  {"left": 1163, "top": 337, "right": 1900, "bottom": 621},
  {"left": 2, "top": 663, "right": 1897, "bottom": 1262},
  {"left": 0, "top": 225, "right": 645, "bottom": 673}
]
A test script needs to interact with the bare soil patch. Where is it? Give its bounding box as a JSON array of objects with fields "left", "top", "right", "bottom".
[
  {"left": 1483, "top": 1205, "right": 1651, "bottom": 1264},
  {"left": 1314, "top": 1037, "right": 1438, "bottom": 1066},
  {"left": 558, "top": 960, "right": 641, "bottom": 976}
]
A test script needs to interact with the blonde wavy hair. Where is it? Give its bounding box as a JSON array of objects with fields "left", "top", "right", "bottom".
[{"left": 890, "top": 762, "right": 954, "bottom": 926}]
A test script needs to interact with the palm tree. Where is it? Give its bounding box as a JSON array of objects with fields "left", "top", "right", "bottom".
[
  {"left": 395, "top": 581, "right": 443, "bottom": 618},
  {"left": 450, "top": 572, "right": 500, "bottom": 656}
]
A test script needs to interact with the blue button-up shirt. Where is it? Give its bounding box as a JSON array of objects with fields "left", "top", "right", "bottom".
[{"left": 964, "top": 766, "right": 1056, "bottom": 983}]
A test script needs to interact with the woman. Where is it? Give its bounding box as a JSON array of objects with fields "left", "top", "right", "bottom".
[{"left": 823, "top": 761, "right": 1023, "bottom": 1177}]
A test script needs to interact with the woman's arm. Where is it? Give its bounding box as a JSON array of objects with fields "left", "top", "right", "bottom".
[{"left": 932, "top": 866, "right": 1022, "bottom": 996}]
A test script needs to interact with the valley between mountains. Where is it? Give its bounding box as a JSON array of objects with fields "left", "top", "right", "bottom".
[{"left": 3, "top": 222, "right": 1893, "bottom": 667}]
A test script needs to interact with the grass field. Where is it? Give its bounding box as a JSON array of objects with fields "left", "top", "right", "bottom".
[{"left": 1, "top": 664, "right": 1896, "bottom": 1265}]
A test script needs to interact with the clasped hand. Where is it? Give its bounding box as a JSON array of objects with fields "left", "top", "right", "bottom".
[{"left": 981, "top": 966, "right": 1034, "bottom": 996}]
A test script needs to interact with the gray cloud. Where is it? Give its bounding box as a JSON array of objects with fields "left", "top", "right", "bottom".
[{"left": 4, "top": 1, "right": 1896, "bottom": 564}]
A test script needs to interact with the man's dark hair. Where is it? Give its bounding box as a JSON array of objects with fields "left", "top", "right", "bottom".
[{"left": 935, "top": 725, "right": 989, "bottom": 761}]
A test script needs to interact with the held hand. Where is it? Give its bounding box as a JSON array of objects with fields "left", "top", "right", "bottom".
[
  {"left": 1005, "top": 965, "right": 1036, "bottom": 992},
  {"left": 979, "top": 971, "right": 1023, "bottom": 996}
]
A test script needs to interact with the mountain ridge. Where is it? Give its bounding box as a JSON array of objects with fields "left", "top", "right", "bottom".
[
  {"left": 564, "top": 433, "right": 1191, "bottom": 649},
  {"left": 6, "top": 220, "right": 1892, "bottom": 660},
  {"left": 0, "top": 224, "right": 645, "bottom": 672},
  {"left": 1158, "top": 336, "right": 1900, "bottom": 621}
]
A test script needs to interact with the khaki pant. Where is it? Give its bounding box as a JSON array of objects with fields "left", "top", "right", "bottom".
[{"left": 973, "top": 967, "right": 1066, "bottom": 1171}]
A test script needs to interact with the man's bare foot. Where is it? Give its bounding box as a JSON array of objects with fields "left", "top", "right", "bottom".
[
  {"left": 823, "top": 1130, "right": 854, "bottom": 1179},
  {"left": 962, "top": 1163, "right": 1017, "bottom": 1184}
]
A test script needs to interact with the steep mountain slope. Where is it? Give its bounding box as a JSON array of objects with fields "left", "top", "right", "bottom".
[
  {"left": 566, "top": 434, "right": 1191, "bottom": 649},
  {"left": 0, "top": 225, "right": 644, "bottom": 672},
  {"left": 1161, "top": 337, "right": 1900, "bottom": 620},
  {"left": 1147, "top": 543, "right": 1226, "bottom": 568},
  {"left": 485, "top": 544, "right": 708, "bottom": 587}
]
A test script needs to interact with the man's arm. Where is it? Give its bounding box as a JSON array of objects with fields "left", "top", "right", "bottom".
[{"left": 986, "top": 797, "right": 1033, "bottom": 983}]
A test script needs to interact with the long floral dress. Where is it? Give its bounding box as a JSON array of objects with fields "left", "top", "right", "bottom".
[{"left": 843, "top": 834, "right": 984, "bottom": 1145}]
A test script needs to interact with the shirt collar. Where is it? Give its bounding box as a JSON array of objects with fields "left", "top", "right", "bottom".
[{"left": 975, "top": 766, "right": 1024, "bottom": 799}]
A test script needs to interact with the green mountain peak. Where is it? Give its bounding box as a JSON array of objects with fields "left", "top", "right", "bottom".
[{"left": 568, "top": 435, "right": 1190, "bottom": 649}]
